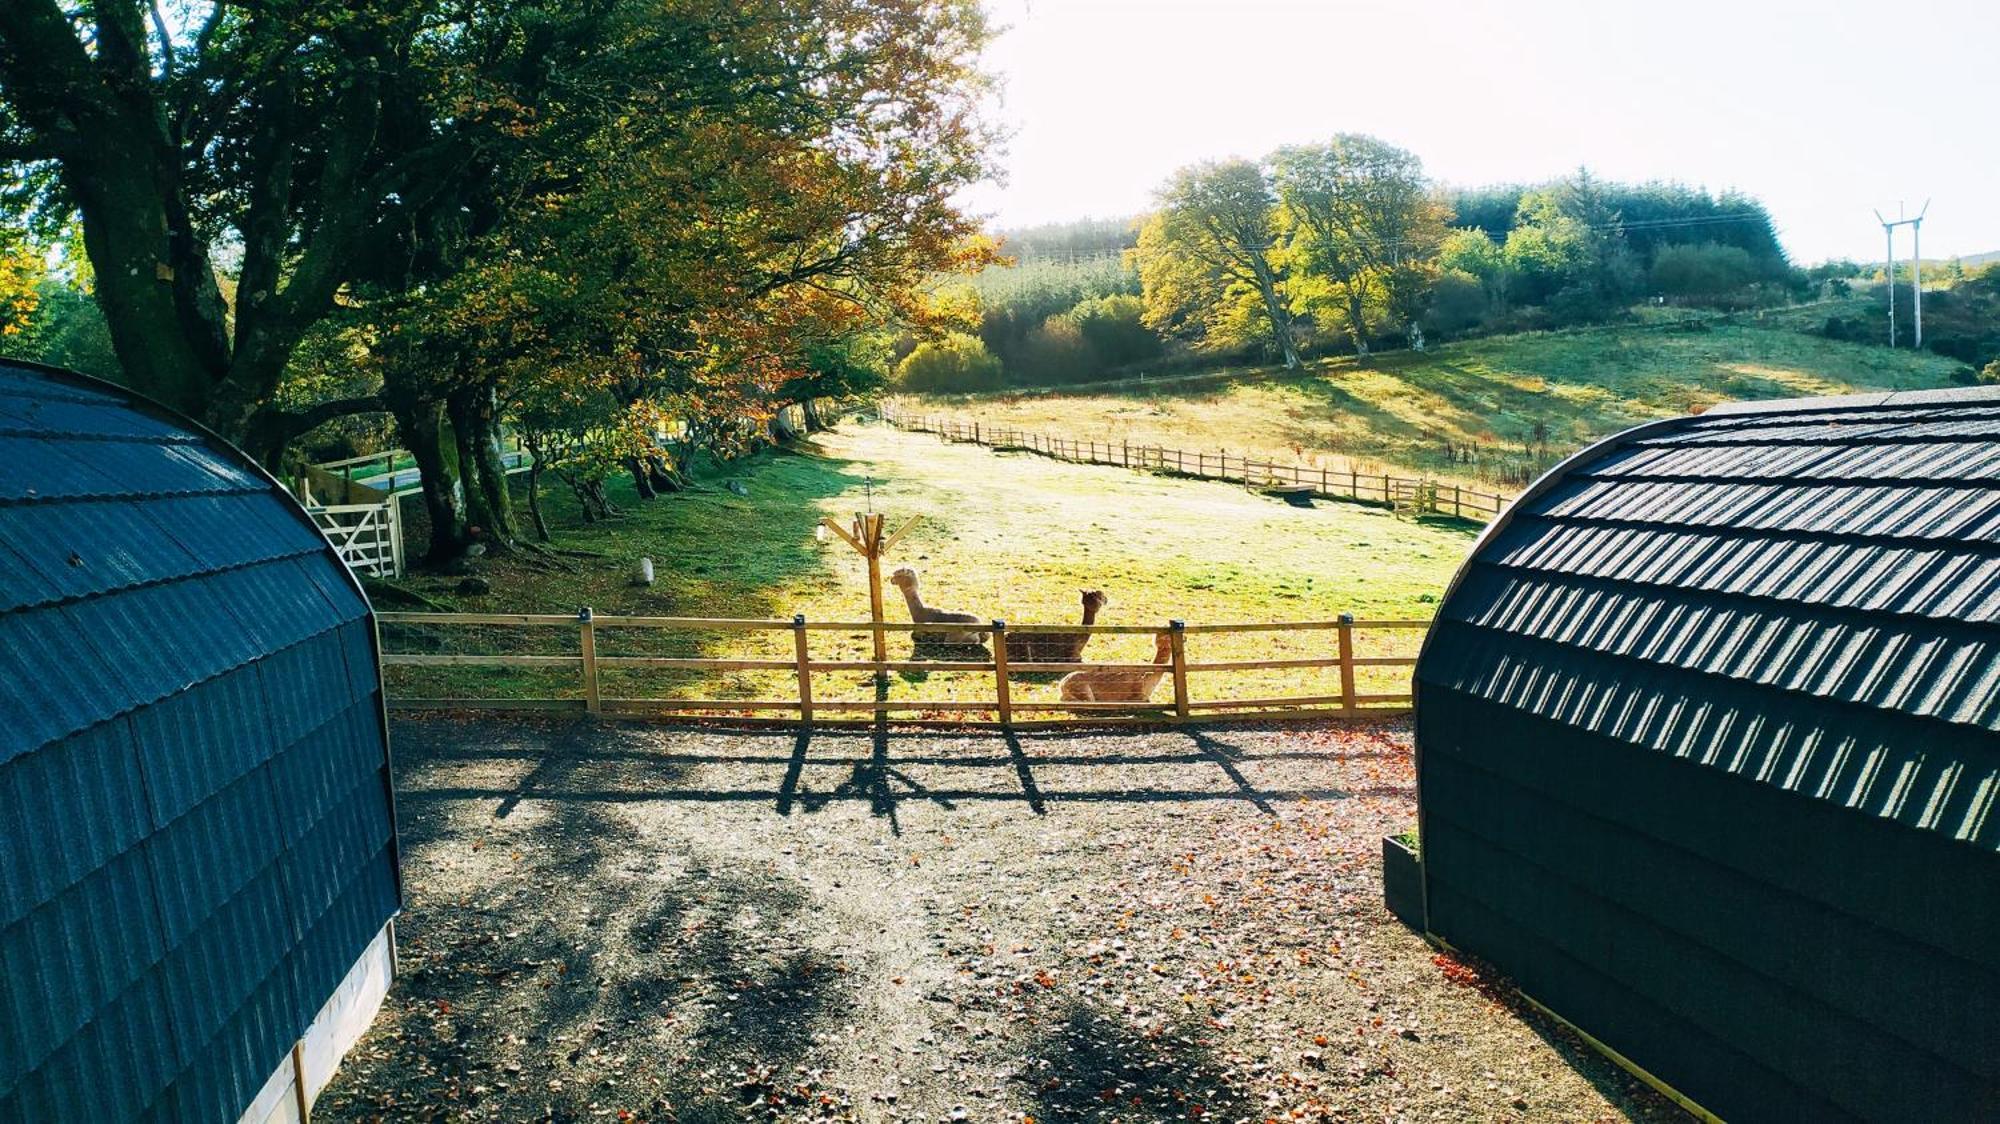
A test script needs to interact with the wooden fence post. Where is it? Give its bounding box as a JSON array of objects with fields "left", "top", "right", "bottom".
[
  {"left": 579, "top": 607, "right": 601, "bottom": 714},
  {"left": 793, "top": 614, "right": 814, "bottom": 725},
  {"left": 291, "top": 1040, "right": 311, "bottom": 1123},
  {"left": 1337, "top": 612, "right": 1356, "bottom": 717},
  {"left": 1168, "top": 620, "right": 1190, "bottom": 721},
  {"left": 990, "top": 620, "right": 1012, "bottom": 726},
  {"left": 864, "top": 515, "right": 888, "bottom": 674}
]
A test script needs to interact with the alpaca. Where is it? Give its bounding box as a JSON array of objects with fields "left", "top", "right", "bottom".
[
  {"left": 1058, "top": 632, "right": 1175, "bottom": 702},
  {"left": 888, "top": 567, "right": 988, "bottom": 646},
  {"left": 1005, "top": 590, "right": 1107, "bottom": 664}
]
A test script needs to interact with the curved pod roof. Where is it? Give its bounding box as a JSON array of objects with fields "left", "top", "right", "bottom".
[
  {"left": 1419, "top": 383, "right": 2000, "bottom": 849},
  {"left": 0, "top": 359, "right": 400, "bottom": 1121},
  {"left": 1414, "top": 385, "right": 2000, "bottom": 1120}
]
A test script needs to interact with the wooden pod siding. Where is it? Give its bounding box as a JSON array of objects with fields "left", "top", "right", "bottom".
[
  {"left": 1414, "top": 385, "right": 2000, "bottom": 1122},
  {"left": 0, "top": 359, "right": 400, "bottom": 1121}
]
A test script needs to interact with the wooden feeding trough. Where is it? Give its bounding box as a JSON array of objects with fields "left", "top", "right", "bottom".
[{"left": 1253, "top": 479, "right": 1317, "bottom": 507}]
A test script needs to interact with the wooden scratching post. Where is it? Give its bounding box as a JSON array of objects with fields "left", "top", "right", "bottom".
[{"left": 820, "top": 512, "right": 921, "bottom": 673}]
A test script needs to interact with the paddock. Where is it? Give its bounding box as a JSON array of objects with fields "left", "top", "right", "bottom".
[{"left": 311, "top": 715, "right": 1677, "bottom": 1123}]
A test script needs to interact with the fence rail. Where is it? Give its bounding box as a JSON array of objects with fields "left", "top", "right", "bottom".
[
  {"left": 378, "top": 611, "right": 1426, "bottom": 727},
  {"left": 880, "top": 406, "right": 1509, "bottom": 521}
]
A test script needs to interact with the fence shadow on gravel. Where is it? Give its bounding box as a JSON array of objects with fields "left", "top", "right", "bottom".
[{"left": 394, "top": 719, "right": 1417, "bottom": 832}]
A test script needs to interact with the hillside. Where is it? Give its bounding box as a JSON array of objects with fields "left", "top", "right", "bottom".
[{"left": 891, "top": 318, "right": 1970, "bottom": 491}]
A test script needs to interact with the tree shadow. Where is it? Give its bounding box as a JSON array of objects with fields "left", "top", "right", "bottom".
[
  {"left": 333, "top": 763, "right": 850, "bottom": 1123},
  {"left": 325, "top": 716, "right": 1423, "bottom": 1121},
  {"left": 1022, "top": 1001, "right": 1256, "bottom": 1123}
]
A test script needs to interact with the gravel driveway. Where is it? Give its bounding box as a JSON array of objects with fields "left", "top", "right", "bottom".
[{"left": 315, "top": 715, "right": 1678, "bottom": 1123}]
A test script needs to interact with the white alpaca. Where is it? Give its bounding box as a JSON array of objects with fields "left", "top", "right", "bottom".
[{"left": 1058, "top": 632, "right": 1174, "bottom": 702}]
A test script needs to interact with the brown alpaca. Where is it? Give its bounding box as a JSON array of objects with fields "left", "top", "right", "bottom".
[
  {"left": 888, "top": 567, "right": 988, "bottom": 646},
  {"left": 1005, "top": 590, "right": 1107, "bottom": 663},
  {"left": 1058, "top": 632, "right": 1174, "bottom": 702}
]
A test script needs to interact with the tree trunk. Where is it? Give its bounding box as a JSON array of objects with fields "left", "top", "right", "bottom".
[
  {"left": 392, "top": 396, "right": 468, "bottom": 565},
  {"left": 802, "top": 398, "right": 830, "bottom": 432},
  {"left": 449, "top": 381, "right": 519, "bottom": 547},
  {"left": 1248, "top": 259, "right": 1300, "bottom": 369},
  {"left": 72, "top": 167, "right": 226, "bottom": 418},
  {"left": 525, "top": 461, "right": 551, "bottom": 541},
  {"left": 1345, "top": 287, "right": 1370, "bottom": 357},
  {"left": 558, "top": 471, "right": 596, "bottom": 523},
  {"left": 626, "top": 457, "right": 659, "bottom": 500},
  {"left": 645, "top": 454, "right": 685, "bottom": 493},
  {"left": 0, "top": 10, "right": 361, "bottom": 443},
  {"left": 769, "top": 407, "right": 801, "bottom": 444},
  {"left": 561, "top": 472, "right": 616, "bottom": 522},
  {"left": 522, "top": 435, "right": 552, "bottom": 542},
  {"left": 446, "top": 390, "right": 496, "bottom": 549}
]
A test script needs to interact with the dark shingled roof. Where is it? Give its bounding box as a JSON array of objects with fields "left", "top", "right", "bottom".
[
  {"left": 0, "top": 359, "right": 399, "bottom": 1121},
  {"left": 1421, "top": 384, "right": 2000, "bottom": 850},
  {"left": 1415, "top": 385, "right": 2000, "bottom": 1121}
]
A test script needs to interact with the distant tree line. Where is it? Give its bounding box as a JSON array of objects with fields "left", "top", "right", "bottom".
[{"left": 904, "top": 137, "right": 1815, "bottom": 393}]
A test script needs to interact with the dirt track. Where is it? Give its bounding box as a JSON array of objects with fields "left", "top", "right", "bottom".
[{"left": 315, "top": 716, "right": 1678, "bottom": 1123}]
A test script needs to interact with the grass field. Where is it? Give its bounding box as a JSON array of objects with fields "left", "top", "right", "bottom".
[
  {"left": 893, "top": 318, "right": 1969, "bottom": 491},
  {"left": 382, "top": 421, "right": 1473, "bottom": 710}
]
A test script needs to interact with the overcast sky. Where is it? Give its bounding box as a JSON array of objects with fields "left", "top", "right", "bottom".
[{"left": 959, "top": 0, "right": 1999, "bottom": 264}]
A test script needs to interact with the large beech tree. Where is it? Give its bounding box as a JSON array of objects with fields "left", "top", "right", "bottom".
[
  {"left": 1273, "top": 135, "right": 1450, "bottom": 355},
  {"left": 354, "top": 0, "right": 996, "bottom": 561},
  {"left": 0, "top": 0, "right": 996, "bottom": 564},
  {"left": 1135, "top": 160, "right": 1300, "bottom": 368},
  {"left": 0, "top": 1, "right": 471, "bottom": 449}
]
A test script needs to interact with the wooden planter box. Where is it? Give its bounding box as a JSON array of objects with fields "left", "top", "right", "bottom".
[{"left": 1382, "top": 834, "right": 1424, "bottom": 929}]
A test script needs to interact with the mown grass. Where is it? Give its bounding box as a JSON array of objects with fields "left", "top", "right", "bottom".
[
  {"left": 380, "top": 421, "right": 1472, "bottom": 711},
  {"left": 895, "top": 318, "right": 1968, "bottom": 492}
]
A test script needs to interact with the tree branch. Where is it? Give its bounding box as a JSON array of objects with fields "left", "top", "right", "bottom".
[
  {"left": 0, "top": 0, "right": 110, "bottom": 156},
  {"left": 243, "top": 393, "right": 390, "bottom": 461},
  {"left": 147, "top": 0, "right": 175, "bottom": 76}
]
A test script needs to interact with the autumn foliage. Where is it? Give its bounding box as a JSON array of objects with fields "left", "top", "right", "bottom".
[{"left": 0, "top": 0, "right": 999, "bottom": 562}]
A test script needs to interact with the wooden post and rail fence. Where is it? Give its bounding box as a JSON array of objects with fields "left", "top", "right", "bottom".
[
  {"left": 378, "top": 611, "right": 1426, "bottom": 728},
  {"left": 878, "top": 405, "right": 1509, "bottom": 522}
]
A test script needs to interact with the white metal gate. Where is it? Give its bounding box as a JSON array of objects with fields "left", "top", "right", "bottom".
[{"left": 307, "top": 501, "right": 405, "bottom": 578}]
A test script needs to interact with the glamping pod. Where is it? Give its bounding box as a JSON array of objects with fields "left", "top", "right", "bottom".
[
  {"left": 0, "top": 359, "right": 400, "bottom": 1121},
  {"left": 1413, "top": 385, "right": 2000, "bottom": 1120}
]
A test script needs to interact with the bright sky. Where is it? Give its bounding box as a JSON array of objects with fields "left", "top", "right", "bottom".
[{"left": 961, "top": 0, "right": 2000, "bottom": 264}]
